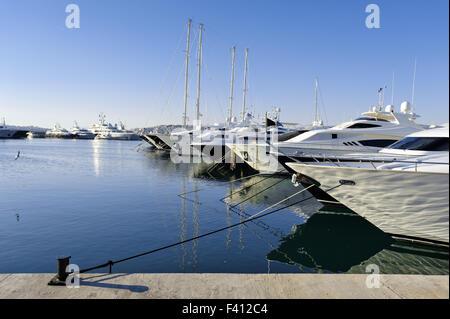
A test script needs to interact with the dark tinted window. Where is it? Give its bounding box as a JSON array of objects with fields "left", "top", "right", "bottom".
[
  {"left": 358, "top": 139, "right": 397, "bottom": 148},
  {"left": 354, "top": 117, "right": 389, "bottom": 122},
  {"left": 278, "top": 130, "right": 309, "bottom": 142},
  {"left": 388, "top": 137, "right": 449, "bottom": 151},
  {"left": 347, "top": 123, "right": 382, "bottom": 129}
]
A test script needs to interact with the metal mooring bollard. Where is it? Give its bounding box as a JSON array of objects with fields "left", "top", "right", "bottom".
[{"left": 48, "top": 256, "right": 71, "bottom": 286}]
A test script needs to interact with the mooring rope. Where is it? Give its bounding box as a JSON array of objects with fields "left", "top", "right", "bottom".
[
  {"left": 78, "top": 183, "right": 342, "bottom": 274},
  {"left": 240, "top": 184, "right": 314, "bottom": 222},
  {"left": 227, "top": 176, "right": 290, "bottom": 208},
  {"left": 179, "top": 174, "right": 290, "bottom": 238},
  {"left": 178, "top": 171, "right": 269, "bottom": 197},
  {"left": 218, "top": 173, "right": 283, "bottom": 201}
]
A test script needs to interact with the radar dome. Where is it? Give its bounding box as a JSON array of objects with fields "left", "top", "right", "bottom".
[
  {"left": 400, "top": 101, "right": 412, "bottom": 114},
  {"left": 385, "top": 105, "right": 394, "bottom": 113}
]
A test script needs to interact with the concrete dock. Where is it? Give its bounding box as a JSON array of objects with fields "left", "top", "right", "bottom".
[{"left": 0, "top": 273, "right": 448, "bottom": 299}]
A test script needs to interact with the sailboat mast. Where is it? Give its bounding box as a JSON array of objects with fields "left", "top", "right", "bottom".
[
  {"left": 195, "top": 23, "right": 204, "bottom": 123},
  {"left": 241, "top": 48, "right": 248, "bottom": 122},
  {"left": 314, "top": 77, "right": 319, "bottom": 124},
  {"left": 228, "top": 46, "right": 236, "bottom": 125},
  {"left": 391, "top": 72, "right": 395, "bottom": 105},
  {"left": 182, "top": 19, "right": 192, "bottom": 127},
  {"left": 411, "top": 57, "right": 417, "bottom": 110}
]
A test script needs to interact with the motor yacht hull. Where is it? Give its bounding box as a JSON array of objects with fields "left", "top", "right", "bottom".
[
  {"left": 45, "top": 132, "right": 75, "bottom": 139},
  {"left": 286, "top": 162, "right": 449, "bottom": 243},
  {"left": 73, "top": 133, "right": 96, "bottom": 139},
  {"left": 140, "top": 133, "right": 174, "bottom": 150},
  {"left": 231, "top": 142, "right": 284, "bottom": 173},
  {"left": 0, "top": 129, "right": 28, "bottom": 139},
  {"left": 95, "top": 132, "right": 140, "bottom": 140}
]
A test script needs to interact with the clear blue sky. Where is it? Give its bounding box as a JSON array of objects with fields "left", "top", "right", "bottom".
[{"left": 0, "top": 0, "right": 448, "bottom": 128}]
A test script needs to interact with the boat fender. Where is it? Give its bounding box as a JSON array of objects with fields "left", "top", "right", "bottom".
[
  {"left": 339, "top": 179, "right": 355, "bottom": 186},
  {"left": 291, "top": 173, "right": 300, "bottom": 187}
]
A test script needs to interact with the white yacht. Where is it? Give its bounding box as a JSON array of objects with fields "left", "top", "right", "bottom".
[
  {"left": 26, "top": 131, "right": 46, "bottom": 138},
  {"left": 45, "top": 124, "right": 74, "bottom": 139},
  {"left": 141, "top": 131, "right": 176, "bottom": 150},
  {"left": 286, "top": 127, "right": 449, "bottom": 244},
  {"left": 265, "top": 102, "right": 428, "bottom": 171},
  {"left": 0, "top": 118, "right": 29, "bottom": 139},
  {"left": 70, "top": 121, "right": 96, "bottom": 139},
  {"left": 91, "top": 114, "right": 139, "bottom": 141},
  {"left": 229, "top": 77, "right": 328, "bottom": 172},
  {"left": 190, "top": 111, "right": 294, "bottom": 164}
]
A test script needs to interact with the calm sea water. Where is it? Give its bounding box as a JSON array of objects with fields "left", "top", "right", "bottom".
[{"left": 0, "top": 138, "right": 448, "bottom": 274}]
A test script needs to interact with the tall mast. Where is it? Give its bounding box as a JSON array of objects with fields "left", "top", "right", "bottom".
[
  {"left": 182, "top": 19, "right": 192, "bottom": 127},
  {"left": 411, "top": 57, "right": 417, "bottom": 111},
  {"left": 195, "top": 23, "right": 204, "bottom": 123},
  {"left": 241, "top": 48, "right": 248, "bottom": 122},
  {"left": 314, "top": 77, "right": 319, "bottom": 125},
  {"left": 228, "top": 46, "right": 236, "bottom": 124},
  {"left": 391, "top": 71, "right": 395, "bottom": 105}
]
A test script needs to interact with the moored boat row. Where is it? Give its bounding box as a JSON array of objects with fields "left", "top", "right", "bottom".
[
  {"left": 136, "top": 19, "right": 449, "bottom": 246},
  {"left": 1, "top": 114, "right": 140, "bottom": 141}
]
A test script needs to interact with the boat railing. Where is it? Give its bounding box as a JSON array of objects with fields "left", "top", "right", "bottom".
[{"left": 307, "top": 155, "right": 449, "bottom": 172}]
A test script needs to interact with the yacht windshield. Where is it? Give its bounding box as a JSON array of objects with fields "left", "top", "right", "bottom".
[
  {"left": 347, "top": 123, "right": 382, "bottom": 129},
  {"left": 388, "top": 137, "right": 449, "bottom": 151},
  {"left": 354, "top": 117, "right": 388, "bottom": 122}
]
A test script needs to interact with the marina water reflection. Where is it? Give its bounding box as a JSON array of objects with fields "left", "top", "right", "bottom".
[
  {"left": 0, "top": 139, "right": 447, "bottom": 274},
  {"left": 266, "top": 206, "right": 449, "bottom": 274}
]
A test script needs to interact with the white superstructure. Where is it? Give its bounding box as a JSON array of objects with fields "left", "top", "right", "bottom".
[
  {"left": 276, "top": 102, "right": 425, "bottom": 159},
  {"left": 91, "top": 114, "right": 139, "bottom": 141},
  {"left": 0, "top": 118, "right": 29, "bottom": 139},
  {"left": 70, "top": 121, "right": 96, "bottom": 139},
  {"left": 45, "top": 124, "right": 74, "bottom": 139}
]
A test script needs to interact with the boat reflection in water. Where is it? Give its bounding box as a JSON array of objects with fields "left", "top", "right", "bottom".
[
  {"left": 140, "top": 149, "right": 448, "bottom": 275},
  {"left": 266, "top": 206, "right": 449, "bottom": 274}
]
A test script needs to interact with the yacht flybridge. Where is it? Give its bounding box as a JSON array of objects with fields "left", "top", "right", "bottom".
[{"left": 286, "top": 126, "right": 449, "bottom": 244}]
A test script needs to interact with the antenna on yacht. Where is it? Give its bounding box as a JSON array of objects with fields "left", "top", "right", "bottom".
[
  {"left": 195, "top": 23, "right": 204, "bottom": 124},
  {"left": 411, "top": 57, "right": 417, "bottom": 112},
  {"left": 377, "top": 86, "right": 386, "bottom": 111},
  {"left": 99, "top": 113, "right": 105, "bottom": 125},
  {"left": 182, "top": 19, "right": 192, "bottom": 128},
  {"left": 228, "top": 46, "right": 236, "bottom": 125},
  {"left": 242, "top": 48, "right": 249, "bottom": 123}
]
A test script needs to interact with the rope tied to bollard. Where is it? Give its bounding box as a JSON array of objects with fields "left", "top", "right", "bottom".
[{"left": 50, "top": 182, "right": 342, "bottom": 280}]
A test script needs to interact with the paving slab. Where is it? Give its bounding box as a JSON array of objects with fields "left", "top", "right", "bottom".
[{"left": 0, "top": 274, "right": 447, "bottom": 299}]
